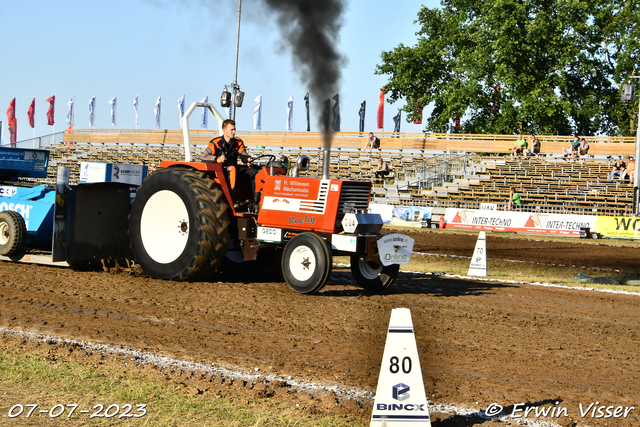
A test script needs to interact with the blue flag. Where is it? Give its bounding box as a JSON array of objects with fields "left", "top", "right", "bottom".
[{"left": 358, "top": 100, "right": 366, "bottom": 132}]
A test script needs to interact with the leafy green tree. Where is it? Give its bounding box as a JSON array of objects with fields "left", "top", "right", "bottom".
[{"left": 376, "top": 0, "right": 640, "bottom": 136}]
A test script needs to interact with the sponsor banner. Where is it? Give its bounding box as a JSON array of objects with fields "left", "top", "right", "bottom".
[
  {"left": 393, "top": 205, "right": 433, "bottom": 221},
  {"left": 270, "top": 177, "right": 321, "bottom": 199},
  {"left": 369, "top": 203, "right": 393, "bottom": 223},
  {"left": 331, "top": 234, "right": 357, "bottom": 252},
  {"left": 445, "top": 209, "right": 596, "bottom": 236},
  {"left": 377, "top": 233, "right": 414, "bottom": 266},
  {"left": 79, "top": 162, "right": 108, "bottom": 183},
  {"left": 0, "top": 186, "right": 18, "bottom": 197},
  {"left": 594, "top": 216, "right": 640, "bottom": 239},
  {"left": 389, "top": 205, "right": 433, "bottom": 228},
  {"left": 79, "top": 162, "right": 145, "bottom": 185},
  {"left": 480, "top": 203, "right": 497, "bottom": 211},
  {"left": 110, "top": 163, "right": 145, "bottom": 185}
]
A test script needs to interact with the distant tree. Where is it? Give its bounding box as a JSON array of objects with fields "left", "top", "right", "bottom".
[{"left": 376, "top": 0, "right": 640, "bottom": 136}]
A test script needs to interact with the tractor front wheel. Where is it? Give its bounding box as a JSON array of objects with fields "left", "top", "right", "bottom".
[
  {"left": 129, "top": 168, "right": 230, "bottom": 281},
  {"left": 282, "top": 233, "right": 331, "bottom": 294},
  {"left": 350, "top": 255, "right": 399, "bottom": 292}
]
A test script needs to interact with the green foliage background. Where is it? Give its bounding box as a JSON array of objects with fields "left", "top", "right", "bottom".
[{"left": 376, "top": 0, "right": 640, "bottom": 136}]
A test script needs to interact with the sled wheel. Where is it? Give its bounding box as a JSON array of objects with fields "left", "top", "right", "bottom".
[
  {"left": 350, "top": 255, "right": 400, "bottom": 292},
  {"left": 282, "top": 233, "right": 332, "bottom": 294},
  {"left": 0, "top": 211, "right": 26, "bottom": 257},
  {"left": 129, "top": 168, "right": 230, "bottom": 281}
]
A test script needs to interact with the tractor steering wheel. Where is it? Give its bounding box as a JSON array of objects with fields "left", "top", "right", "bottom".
[{"left": 250, "top": 154, "right": 276, "bottom": 168}]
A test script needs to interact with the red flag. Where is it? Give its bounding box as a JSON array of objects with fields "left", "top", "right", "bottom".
[
  {"left": 46, "top": 95, "right": 55, "bottom": 125},
  {"left": 376, "top": 88, "right": 384, "bottom": 129},
  {"left": 27, "top": 98, "right": 35, "bottom": 128},
  {"left": 6, "top": 98, "right": 16, "bottom": 123},
  {"left": 9, "top": 118, "right": 17, "bottom": 147}
]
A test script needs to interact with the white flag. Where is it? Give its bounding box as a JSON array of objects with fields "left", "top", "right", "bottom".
[
  {"left": 109, "top": 96, "right": 117, "bottom": 127},
  {"left": 253, "top": 94, "right": 262, "bottom": 130},
  {"left": 177, "top": 94, "right": 185, "bottom": 128},
  {"left": 201, "top": 94, "right": 208, "bottom": 129},
  {"left": 154, "top": 95, "right": 161, "bottom": 129},
  {"left": 286, "top": 94, "right": 293, "bottom": 131},
  {"left": 88, "top": 96, "right": 96, "bottom": 128},
  {"left": 66, "top": 96, "right": 74, "bottom": 128},
  {"left": 133, "top": 95, "right": 139, "bottom": 129}
]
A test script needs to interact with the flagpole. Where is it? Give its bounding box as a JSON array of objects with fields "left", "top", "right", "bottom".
[{"left": 231, "top": 0, "right": 242, "bottom": 121}]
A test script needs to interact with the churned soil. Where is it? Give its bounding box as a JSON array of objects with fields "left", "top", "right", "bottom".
[{"left": 0, "top": 230, "right": 639, "bottom": 426}]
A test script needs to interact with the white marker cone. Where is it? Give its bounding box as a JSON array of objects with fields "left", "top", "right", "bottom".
[
  {"left": 370, "top": 308, "right": 431, "bottom": 426},
  {"left": 467, "top": 231, "right": 487, "bottom": 276}
]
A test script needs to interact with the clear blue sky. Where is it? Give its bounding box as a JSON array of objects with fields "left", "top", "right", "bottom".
[{"left": 0, "top": 0, "right": 439, "bottom": 141}]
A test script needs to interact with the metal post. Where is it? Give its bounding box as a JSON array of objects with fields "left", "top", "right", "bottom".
[
  {"left": 231, "top": 0, "right": 242, "bottom": 121},
  {"left": 634, "top": 97, "right": 640, "bottom": 216}
]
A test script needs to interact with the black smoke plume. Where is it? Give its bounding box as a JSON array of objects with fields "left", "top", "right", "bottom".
[{"left": 259, "top": 0, "right": 346, "bottom": 147}]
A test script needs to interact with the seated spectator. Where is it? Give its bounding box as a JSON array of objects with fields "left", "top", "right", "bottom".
[
  {"left": 363, "top": 132, "right": 381, "bottom": 151},
  {"left": 510, "top": 134, "right": 527, "bottom": 156},
  {"left": 620, "top": 156, "right": 635, "bottom": 182},
  {"left": 578, "top": 138, "right": 590, "bottom": 157},
  {"left": 609, "top": 157, "right": 626, "bottom": 179},
  {"left": 563, "top": 136, "right": 581, "bottom": 159},
  {"left": 374, "top": 157, "right": 390, "bottom": 178},
  {"left": 503, "top": 187, "right": 522, "bottom": 211},
  {"left": 524, "top": 135, "right": 540, "bottom": 156}
]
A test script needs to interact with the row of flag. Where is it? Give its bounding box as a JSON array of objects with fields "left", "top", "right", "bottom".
[
  {"left": 4, "top": 89, "right": 420, "bottom": 145},
  {"left": 5, "top": 97, "right": 56, "bottom": 145}
]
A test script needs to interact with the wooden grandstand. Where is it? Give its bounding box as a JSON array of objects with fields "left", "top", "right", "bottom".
[{"left": 44, "top": 128, "right": 638, "bottom": 217}]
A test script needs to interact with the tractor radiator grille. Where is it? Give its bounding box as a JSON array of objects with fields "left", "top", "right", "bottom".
[
  {"left": 338, "top": 182, "right": 371, "bottom": 215},
  {"left": 300, "top": 181, "right": 329, "bottom": 213}
]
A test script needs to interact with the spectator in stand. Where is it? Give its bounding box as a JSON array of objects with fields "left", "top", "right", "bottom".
[
  {"left": 563, "top": 136, "right": 581, "bottom": 159},
  {"left": 510, "top": 134, "right": 527, "bottom": 156},
  {"left": 609, "top": 157, "right": 626, "bottom": 180},
  {"left": 620, "top": 156, "right": 635, "bottom": 182},
  {"left": 374, "top": 157, "right": 390, "bottom": 179},
  {"left": 363, "top": 132, "right": 381, "bottom": 151},
  {"left": 524, "top": 135, "right": 540, "bottom": 156},
  {"left": 578, "top": 138, "right": 590, "bottom": 157},
  {"left": 503, "top": 187, "right": 522, "bottom": 211}
]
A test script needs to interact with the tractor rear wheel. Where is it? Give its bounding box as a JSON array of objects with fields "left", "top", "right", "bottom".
[
  {"left": 282, "top": 233, "right": 331, "bottom": 294},
  {"left": 0, "top": 211, "right": 26, "bottom": 257},
  {"left": 350, "top": 255, "right": 399, "bottom": 292},
  {"left": 129, "top": 168, "right": 230, "bottom": 281}
]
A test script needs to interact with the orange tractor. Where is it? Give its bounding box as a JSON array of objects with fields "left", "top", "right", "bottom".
[{"left": 128, "top": 102, "right": 414, "bottom": 294}]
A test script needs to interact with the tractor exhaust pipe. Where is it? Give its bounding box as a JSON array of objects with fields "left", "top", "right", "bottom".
[
  {"left": 291, "top": 155, "right": 310, "bottom": 177},
  {"left": 322, "top": 148, "right": 330, "bottom": 179}
]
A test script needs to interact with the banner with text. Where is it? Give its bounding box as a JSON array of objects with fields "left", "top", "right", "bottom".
[
  {"left": 593, "top": 216, "right": 640, "bottom": 239},
  {"left": 444, "top": 209, "right": 596, "bottom": 236}
]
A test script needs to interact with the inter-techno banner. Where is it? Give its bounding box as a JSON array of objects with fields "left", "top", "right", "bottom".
[{"left": 444, "top": 208, "right": 596, "bottom": 236}]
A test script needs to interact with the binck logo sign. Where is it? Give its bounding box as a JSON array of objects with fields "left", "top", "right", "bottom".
[{"left": 375, "top": 381, "right": 427, "bottom": 412}]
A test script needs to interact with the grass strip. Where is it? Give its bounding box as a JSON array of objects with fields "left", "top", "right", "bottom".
[{"left": 0, "top": 348, "right": 366, "bottom": 426}]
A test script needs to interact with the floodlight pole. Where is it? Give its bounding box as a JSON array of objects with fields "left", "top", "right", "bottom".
[{"left": 231, "top": 0, "right": 242, "bottom": 121}]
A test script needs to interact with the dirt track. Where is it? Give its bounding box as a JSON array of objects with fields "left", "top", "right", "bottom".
[{"left": 1, "top": 230, "right": 639, "bottom": 426}]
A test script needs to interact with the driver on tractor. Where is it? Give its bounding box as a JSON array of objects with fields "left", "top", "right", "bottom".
[{"left": 200, "top": 119, "right": 258, "bottom": 207}]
